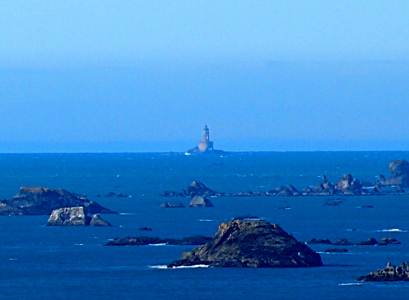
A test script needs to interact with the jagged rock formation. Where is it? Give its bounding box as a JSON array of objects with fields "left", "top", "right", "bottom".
[
  {"left": 377, "top": 159, "right": 409, "bottom": 187},
  {"left": 0, "top": 187, "right": 117, "bottom": 215},
  {"left": 105, "top": 235, "right": 212, "bottom": 246},
  {"left": 46, "top": 207, "right": 111, "bottom": 226},
  {"left": 189, "top": 195, "right": 214, "bottom": 207},
  {"left": 167, "top": 219, "right": 323, "bottom": 268},
  {"left": 357, "top": 262, "right": 409, "bottom": 281}
]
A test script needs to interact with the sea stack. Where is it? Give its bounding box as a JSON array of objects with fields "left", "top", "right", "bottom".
[{"left": 168, "top": 219, "right": 323, "bottom": 268}]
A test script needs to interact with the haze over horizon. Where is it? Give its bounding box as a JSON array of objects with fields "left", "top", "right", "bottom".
[{"left": 1, "top": 1, "right": 408, "bottom": 153}]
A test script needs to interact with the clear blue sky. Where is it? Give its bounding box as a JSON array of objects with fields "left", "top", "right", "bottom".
[{"left": 1, "top": 0, "right": 408, "bottom": 152}]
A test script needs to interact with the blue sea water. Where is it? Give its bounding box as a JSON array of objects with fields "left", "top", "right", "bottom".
[{"left": 1, "top": 151, "right": 409, "bottom": 299}]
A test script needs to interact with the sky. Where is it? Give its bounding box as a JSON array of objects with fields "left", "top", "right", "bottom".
[{"left": 1, "top": 0, "right": 409, "bottom": 152}]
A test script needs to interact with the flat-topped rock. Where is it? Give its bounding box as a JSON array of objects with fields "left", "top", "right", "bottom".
[
  {"left": 167, "top": 219, "right": 323, "bottom": 268},
  {"left": 0, "top": 187, "right": 117, "bottom": 215}
]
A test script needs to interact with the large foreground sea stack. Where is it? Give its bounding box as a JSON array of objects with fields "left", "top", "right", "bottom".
[
  {"left": 167, "top": 219, "right": 323, "bottom": 268},
  {"left": 357, "top": 262, "right": 409, "bottom": 281},
  {"left": 0, "top": 187, "right": 117, "bottom": 215}
]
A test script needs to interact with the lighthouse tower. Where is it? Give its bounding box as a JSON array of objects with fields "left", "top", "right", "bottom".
[{"left": 198, "top": 125, "right": 214, "bottom": 152}]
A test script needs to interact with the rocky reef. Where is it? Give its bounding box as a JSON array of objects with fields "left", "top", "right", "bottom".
[
  {"left": 189, "top": 195, "right": 214, "bottom": 207},
  {"left": 357, "top": 262, "right": 409, "bottom": 281},
  {"left": 167, "top": 219, "right": 323, "bottom": 268},
  {"left": 308, "top": 237, "right": 400, "bottom": 246},
  {"left": 0, "top": 187, "right": 117, "bottom": 215},
  {"left": 46, "top": 207, "right": 111, "bottom": 226},
  {"left": 105, "top": 235, "right": 212, "bottom": 246},
  {"left": 161, "top": 160, "right": 409, "bottom": 198}
]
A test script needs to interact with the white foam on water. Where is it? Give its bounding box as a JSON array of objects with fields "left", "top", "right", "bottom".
[
  {"left": 338, "top": 283, "right": 364, "bottom": 286},
  {"left": 375, "top": 229, "right": 408, "bottom": 232}
]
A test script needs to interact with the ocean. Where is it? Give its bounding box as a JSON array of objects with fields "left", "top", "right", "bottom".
[{"left": 1, "top": 151, "right": 409, "bottom": 299}]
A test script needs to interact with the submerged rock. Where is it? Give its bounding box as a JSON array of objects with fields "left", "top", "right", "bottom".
[
  {"left": 0, "top": 187, "right": 117, "bottom": 215},
  {"left": 167, "top": 219, "right": 323, "bottom": 268},
  {"left": 357, "top": 262, "right": 409, "bottom": 281}
]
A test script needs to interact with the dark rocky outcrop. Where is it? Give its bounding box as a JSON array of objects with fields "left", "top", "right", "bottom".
[
  {"left": 105, "top": 235, "right": 212, "bottom": 246},
  {"left": 357, "top": 262, "right": 409, "bottom": 281},
  {"left": 46, "top": 207, "right": 111, "bottom": 226},
  {"left": 324, "top": 248, "right": 348, "bottom": 253},
  {"left": 356, "top": 237, "right": 378, "bottom": 246},
  {"left": 187, "top": 181, "right": 217, "bottom": 196},
  {"left": 0, "top": 187, "right": 117, "bottom": 215},
  {"left": 167, "top": 219, "right": 323, "bottom": 268},
  {"left": 160, "top": 202, "right": 185, "bottom": 208},
  {"left": 188, "top": 195, "right": 214, "bottom": 207},
  {"left": 331, "top": 239, "right": 354, "bottom": 246},
  {"left": 377, "top": 159, "right": 409, "bottom": 187},
  {"left": 308, "top": 238, "right": 332, "bottom": 244}
]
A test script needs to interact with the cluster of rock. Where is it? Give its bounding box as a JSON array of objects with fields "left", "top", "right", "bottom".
[
  {"left": 161, "top": 160, "right": 409, "bottom": 198},
  {"left": 357, "top": 262, "right": 409, "bottom": 281},
  {"left": 167, "top": 219, "right": 323, "bottom": 268},
  {"left": 0, "top": 187, "right": 117, "bottom": 215},
  {"left": 105, "top": 235, "right": 212, "bottom": 246},
  {"left": 46, "top": 207, "right": 111, "bottom": 226},
  {"left": 308, "top": 237, "right": 400, "bottom": 246}
]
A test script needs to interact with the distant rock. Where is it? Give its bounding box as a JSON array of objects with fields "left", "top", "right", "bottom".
[
  {"left": 139, "top": 227, "right": 152, "bottom": 231},
  {"left": 167, "top": 219, "right": 323, "bottom": 268},
  {"left": 356, "top": 237, "right": 378, "bottom": 245},
  {"left": 187, "top": 181, "right": 216, "bottom": 196},
  {"left": 377, "top": 237, "right": 401, "bottom": 245},
  {"left": 357, "top": 262, "right": 409, "bottom": 281},
  {"left": 337, "top": 174, "right": 363, "bottom": 195},
  {"left": 332, "top": 238, "right": 354, "bottom": 246},
  {"left": 105, "top": 235, "right": 211, "bottom": 246},
  {"left": 189, "top": 195, "right": 214, "bottom": 207},
  {"left": 103, "top": 192, "right": 129, "bottom": 198},
  {"left": 90, "top": 214, "right": 111, "bottom": 226},
  {"left": 160, "top": 202, "right": 185, "bottom": 208},
  {"left": 0, "top": 187, "right": 117, "bottom": 215},
  {"left": 377, "top": 159, "right": 409, "bottom": 187},
  {"left": 308, "top": 238, "right": 332, "bottom": 244}
]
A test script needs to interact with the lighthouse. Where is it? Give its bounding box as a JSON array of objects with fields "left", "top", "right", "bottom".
[{"left": 198, "top": 125, "right": 214, "bottom": 152}]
